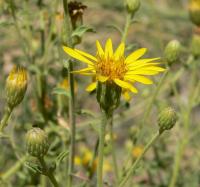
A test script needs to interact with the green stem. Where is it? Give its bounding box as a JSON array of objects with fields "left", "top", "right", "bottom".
[
  {"left": 119, "top": 131, "right": 161, "bottom": 187},
  {"left": 121, "top": 13, "right": 132, "bottom": 43},
  {"left": 97, "top": 111, "right": 108, "bottom": 187},
  {"left": 63, "top": 1, "right": 76, "bottom": 187},
  {"left": 0, "top": 106, "right": 13, "bottom": 132},
  {"left": 38, "top": 157, "right": 59, "bottom": 187},
  {"left": 109, "top": 114, "right": 119, "bottom": 184},
  {"left": 168, "top": 63, "right": 197, "bottom": 187},
  {"left": 1, "top": 155, "right": 27, "bottom": 181}
]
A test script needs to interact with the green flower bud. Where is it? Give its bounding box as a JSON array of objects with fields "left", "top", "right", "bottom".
[
  {"left": 189, "top": 0, "right": 200, "bottom": 26},
  {"left": 158, "top": 107, "right": 178, "bottom": 133},
  {"left": 26, "top": 128, "right": 49, "bottom": 158},
  {"left": 164, "top": 40, "right": 181, "bottom": 65},
  {"left": 96, "top": 82, "right": 121, "bottom": 114},
  {"left": 126, "top": 0, "right": 140, "bottom": 16},
  {"left": 6, "top": 66, "right": 28, "bottom": 109},
  {"left": 191, "top": 34, "right": 200, "bottom": 57}
]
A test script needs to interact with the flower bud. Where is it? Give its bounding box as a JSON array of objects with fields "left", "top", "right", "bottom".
[
  {"left": 26, "top": 128, "right": 49, "bottom": 158},
  {"left": 96, "top": 82, "right": 121, "bottom": 114},
  {"left": 164, "top": 40, "right": 181, "bottom": 65},
  {"left": 191, "top": 34, "right": 200, "bottom": 57},
  {"left": 6, "top": 66, "right": 28, "bottom": 109},
  {"left": 126, "top": 0, "right": 140, "bottom": 16},
  {"left": 158, "top": 107, "right": 178, "bottom": 133},
  {"left": 189, "top": 0, "right": 200, "bottom": 26}
]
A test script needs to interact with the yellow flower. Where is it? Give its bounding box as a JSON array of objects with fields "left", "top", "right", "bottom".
[
  {"left": 74, "top": 156, "right": 82, "bottom": 166},
  {"left": 132, "top": 146, "right": 143, "bottom": 158},
  {"left": 63, "top": 38, "right": 165, "bottom": 93}
]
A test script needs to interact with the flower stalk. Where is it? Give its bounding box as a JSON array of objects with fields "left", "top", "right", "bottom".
[
  {"left": 119, "top": 131, "right": 161, "bottom": 187},
  {"left": 0, "top": 106, "right": 13, "bottom": 132},
  {"left": 38, "top": 157, "right": 59, "bottom": 187},
  {"left": 97, "top": 110, "right": 108, "bottom": 187},
  {"left": 63, "top": 1, "right": 76, "bottom": 186}
]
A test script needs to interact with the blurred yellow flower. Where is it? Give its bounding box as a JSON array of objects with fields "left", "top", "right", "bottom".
[
  {"left": 63, "top": 38, "right": 164, "bottom": 93},
  {"left": 132, "top": 146, "right": 143, "bottom": 158},
  {"left": 74, "top": 156, "right": 82, "bottom": 166},
  {"left": 75, "top": 146, "right": 112, "bottom": 174},
  {"left": 58, "top": 78, "right": 78, "bottom": 93}
]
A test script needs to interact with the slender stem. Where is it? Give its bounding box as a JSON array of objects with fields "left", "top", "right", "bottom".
[
  {"left": 9, "top": 0, "right": 32, "bottom": 63},
  {"left": 62, "top": 1, "right": 76, "bottom": 187},
  {"left": 97, "top": 111, "right": 108, "bottom": 187},
  {"left": 0, "top": 106, "right": 13, "bottom": 132},
  {"left": 109, "top": 114, "right": 119, "bottom": 184},
  {"left": 1, "top": 155, "right": 27, "bottom": 181},
  {"left": 38, "top": 157, "right": 59, "bottom": 187},
  {"left": 119, "top": 131, "right": 161, "bottom": 187},
  {"left": 121, "top": 13, "right": 132, "bottom": 43},
  {"left": 168, "top": 63, "right": 197, "bottom": 187}
]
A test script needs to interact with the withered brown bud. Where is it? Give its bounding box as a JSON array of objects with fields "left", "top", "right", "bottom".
[{"left": 68, "top": 1, "right": 87, "bottom": 28}]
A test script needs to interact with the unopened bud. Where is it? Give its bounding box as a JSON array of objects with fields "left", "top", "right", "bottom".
[
  {"left": 158, "top": 107, "right": 178, "bottom": 133},
  {"left": 164, "top": 40, "right": 181, "bottom": 65},
  {"left": 6, "top": 66, "right": 28, "bottom": 109},
  {"left": 126, "top": 0, "right": 140, "bottom": 16},
  {"left": 26, "top": 128, "right": 49, "bottom": 158},
  {"left": 189, "top": 0, "right": 200, "bottom": 26},
  {"left": 97, "top": 82, "right": 121, "bottom": 114}
]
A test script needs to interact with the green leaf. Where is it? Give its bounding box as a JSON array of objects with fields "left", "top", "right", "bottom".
[
  {"left": 76, "top": 109, "right": 97, "bottom": 117},
  {"left": 52, "top": 87, "right": 70, "bottom": 97},
  {"left": 56, "top": 151, "right": 69, "bottom": 166},
  {"left": 71, "top": 25, "right": 96, "bottom": 38},
  {"left": 0, "top": 20, "right": 14, "bottom": 27},
  {"left": 106, "top": 24, "right": 122, "bottom": 35}
]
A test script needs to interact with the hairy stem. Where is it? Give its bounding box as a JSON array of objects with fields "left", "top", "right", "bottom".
[
  {"left": 38, "top": 157, "right": 59, "bottom": 187},
  {"left": 0, "top": 106, "right": 13, "bottom": 132},
  {"left": 63, "top": 1, "right": 76, "bottom": 187}
]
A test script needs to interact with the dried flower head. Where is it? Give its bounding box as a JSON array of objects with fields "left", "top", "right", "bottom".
[{"left": 68, "top": 1, "right": 87, "bottom": 28}]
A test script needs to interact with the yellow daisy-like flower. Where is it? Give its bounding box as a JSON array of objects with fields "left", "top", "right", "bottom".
[{"left": 63, "top": 38, "right": 164, "bottom": 93}]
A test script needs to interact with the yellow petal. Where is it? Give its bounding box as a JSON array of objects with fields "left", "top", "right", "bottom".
[
  {"left": 75, "top": 49, "right": 97, "bottom": 62},
  {"left": 128, "top": 63, "right": 161, "bottom": 71},
  {"left": 97, "top": 75, "right": 109, "bottom": 82},
  {"left": 127, "top": 58, "right": 160, "bottom": 67},
  {"left": 63, "top": 46, "right": 94, "bottom": 66},
  {"left": 114, "top": 79, "right": 138, "bottom": 93},
  {"left": 125, "top": 48, "right": 147, "bottom": 64},
  {"left": 140, "top": 66, "right": 165, "bottom": 72},
  {"left": 96, "top": 40, "right": 104, "bottom": 56},
  {"left": 124, "top": 75, "right": 153, "bottom": 84},
  {"left": 126, "top": 70, "right": 160, "bottom": 75},
  {"left": 86, "top": 82, "right": 97, "bottom": 92},
  {"left": 105, "top": 38, "right": 113, "bottom": 58},
  {"left": 78, "top": 73, "right": 96, "bottom": 76},
  {"left": 114, "top": 42, "right": 125, "bottom": 60},
  {"left": 123, "top": 90, "right": 131, "bottom": 102},
  {"left": 71, "top": 67, "right": 95, "bottom": 74}
]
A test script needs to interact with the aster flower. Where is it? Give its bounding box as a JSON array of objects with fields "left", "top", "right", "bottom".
[{"left": 63, "top": 38, "right": 165, "bottom": 94}]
